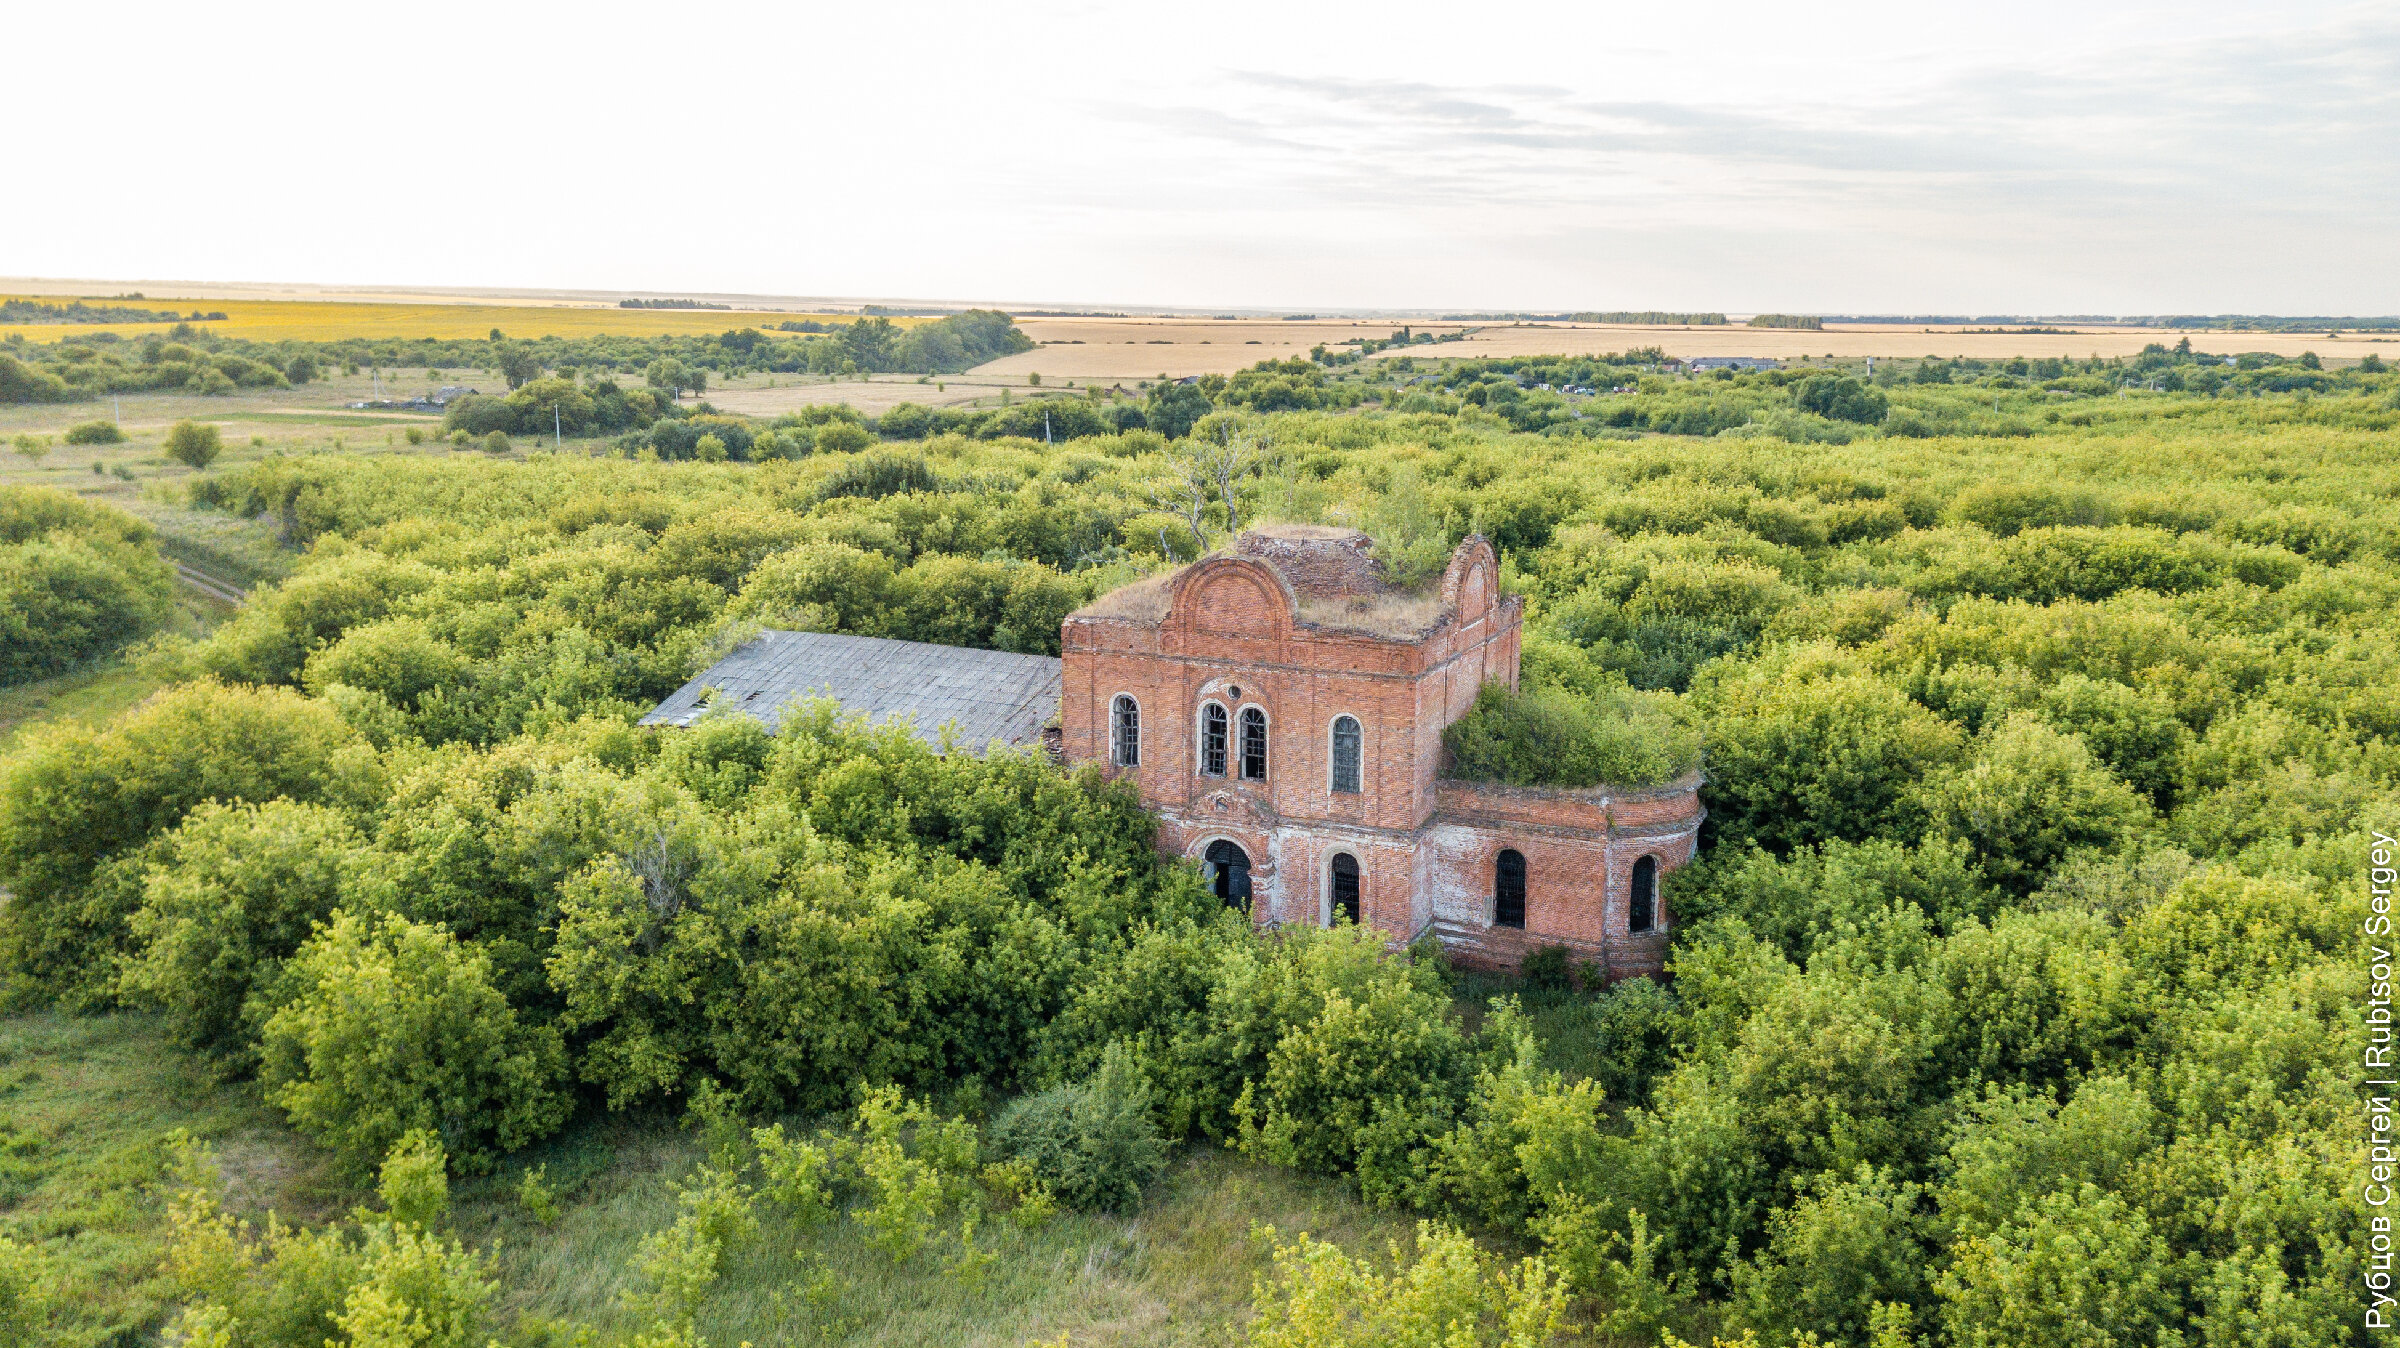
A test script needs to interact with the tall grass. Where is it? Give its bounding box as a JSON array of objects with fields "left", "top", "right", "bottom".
[
  {"left": 0, "top": 1014, "right": 340, "bottom": 1348},
  {"left": 451, "top": 1122, "right": 1417, "bottom": 1347}
]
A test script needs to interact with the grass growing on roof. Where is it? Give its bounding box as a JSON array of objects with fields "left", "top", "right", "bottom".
[{"left": 1441, "top": 681, "right": 1699, "bottom": 789}]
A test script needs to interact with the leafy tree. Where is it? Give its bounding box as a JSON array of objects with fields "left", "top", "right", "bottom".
[
  {"left": 0, "top": 680, "right": 360, "bottom": 1006},
  {"left": 0, "top": 354, "right": 77, "bottom": 403},
  {"left": 840, "top": 317, "right": 900, "bottom": 372},
  {"left": 1690, "top": 646, "right": 1965, "bottom": 852},
  {"left": 1916, "top": 713, "right": 2152, "bottom": 896},
  {"left": 645, "top": 358, "right": 692, "bottom": 398},
  {"left": 0, "top": 487, "right": 177, "bottom": 683},
  {"left": 1936, "top": 1188, "right": 2178, "bottom": 1348},
  {"left": 164, "top": 419, "right": 223, "bottom": 470},
  {"left": 497, "top": 344, "right": 542, "bottom": 390},
  {"left": 1730, "top": 1165, "right": 1930, "bottom": 1344},
  {"left": 118, "top": 799, "right": 380, "bottom": 1071},
  {"left": 1145, "top": 380, "right": 1214, "bottom": 439},
  {"left": 1949, "top": 482, "right": 2115, "bottom": 536},
  {"left": 1791, "top": 374, "right": 1888, "bottom": 424},
  {"left": 63, "top": 419, "right": 122, "bottom": 445},
  {"left": 259, "top": 911, "right": 570, "bottom": 1175}
]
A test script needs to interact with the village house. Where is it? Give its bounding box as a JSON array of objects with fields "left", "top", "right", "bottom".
[{"left": 648, "top": 526, "right": 1704, "bottom": 976}]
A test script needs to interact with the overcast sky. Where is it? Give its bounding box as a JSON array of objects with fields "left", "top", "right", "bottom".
[{"left": 11, "top": 1, "right": 2394, "bottom": 313}]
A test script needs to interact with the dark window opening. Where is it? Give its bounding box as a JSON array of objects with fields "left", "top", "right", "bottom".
[
  {"left": 1201, "top": 703, "right": 1227, "bottom": 776},
  {"left": 1330, "top": 852, "right": 1360, "bottom": 926},
  {"left": 1630, "top": 855, "right": 1657, "bottom": 933},
  {"left": 1206, "top": 839, "right": 1252, "bottom": 912},
  {"left": 1494, "top": 848, "right": 1526, "bottom": 929},
  {"left": 1331, "top": 715, "right": 1362, "bottom": 794},
  {"left": 1240, "top": 707, "right": 1268, "bottom": 781},
  {"left": 1112, "top": 695, "right": 1140, "bottom": 768}
]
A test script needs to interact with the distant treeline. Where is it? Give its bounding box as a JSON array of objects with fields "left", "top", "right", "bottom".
[
  {"left": 1442, "top": 311, "right": 1730, "bottom": 325},
  {"left": 0, "top": 299, "right": 224, "bottom": 325},
  {"left": 1822, "top": 313, "right": 2400, "bottom": 332},
  {"left": 2140, "top": 315, "right": 2400, "bottom": 332},
  {"left": 617, "top": 298, "right": 731, "bottom": 310},
  {"left": 1746, "top": 313, "right": 1824, "bottom": 330},
  {"left": 0, "top": 310, "right": 1038, "bottom": 404}
]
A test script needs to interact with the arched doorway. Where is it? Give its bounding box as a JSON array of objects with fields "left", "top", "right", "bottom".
[
  {"left": 1629, "top": 855, "right": 1657, "bottom": 933},
  {"left": 1329, "top": 852, "right": 1360, "bottom": 926},
  {"left": 1205, "top": 839, "right": 1252, "bottom": 911}
]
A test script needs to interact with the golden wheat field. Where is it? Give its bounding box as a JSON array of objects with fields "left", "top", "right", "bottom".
[
  {"left": 980, "top": 316, "right": 2392, "bottom": 379},
  {"left": 0, "top": 296, "right": 924, "bottom": 344}
]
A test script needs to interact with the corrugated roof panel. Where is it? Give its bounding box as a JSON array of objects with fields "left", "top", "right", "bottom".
[{"left": 639, "top": 631, "right": 1062, "bottom": 753}]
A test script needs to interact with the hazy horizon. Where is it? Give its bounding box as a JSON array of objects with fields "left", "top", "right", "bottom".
[{"left": 10, "top": 1, "right": 2394, "bottom": 314}]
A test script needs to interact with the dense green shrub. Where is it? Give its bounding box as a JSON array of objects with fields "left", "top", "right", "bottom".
[
  {"left": 1790, "top": 374, "right": 1888, "bottom": 424},
  {"left": 117, "top": 799, "right": 380, "bottom": 1071},
  {"left": 1915, "top": 713, "right": 2153, "bottom": 895},
  {"left": 259, "top": 910, "right": 570, "bottom": 1176},
  {"left": 1949, "top": 482, "right": 2116, "bottom": 535},
  {"left": 1688, "top": 646, "right": 1965, "bottom": 852},
  {"left": 987, "top": 1043, "right": 1168, "bottom": 1211},
  {"left": 0, "top": 681, "right": 361, "bottom": 1006},
  {"left": 62, "top": 419, "right": 123, "bottom": 445},
  {"left": 817, "top": 450, "right": 935, "bottom": 500},
  {"left": 1441, "top": 681, "right": 1699, "bottom": 789},
  {"left": 0, "top": 354, "right": 77, "bottom": 404},
  {"left": 0, "top": 488, "right": 176, "bottom": 683}
]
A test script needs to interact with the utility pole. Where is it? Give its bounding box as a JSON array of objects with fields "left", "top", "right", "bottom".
[
  {"left": 553, "top": 403, "right": 562, "bottom": 447},
  {"left": 113, "top": 394, "right": 121, "bottom": 426}
]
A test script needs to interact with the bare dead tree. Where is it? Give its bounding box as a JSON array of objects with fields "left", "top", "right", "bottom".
[
  {"left": 1149, "top": 431, "right": 1272, "bottom": 561},
  {"left": 623, "top": 827, "right": 705, "bottom": 953}
]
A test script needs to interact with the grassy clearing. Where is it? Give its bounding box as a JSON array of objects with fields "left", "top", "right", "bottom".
[
  {"left": 0, "top": 661, "right": 170, "bottom": 754},
  {"left": 0, "top": 1009, "right": 1420, "bottom": 1348},
  {"left": 0, "top": 1013, "right": 336, "bottom": 1348},
  {"left": 0, "top": 560, "right": 242, "bottom": 753},
  {"left": 134, "top": 501, "right": 293, "bottom": 590},
  {"left": 452, "top": 1125, "right": 1414, "bottom": 1348}
]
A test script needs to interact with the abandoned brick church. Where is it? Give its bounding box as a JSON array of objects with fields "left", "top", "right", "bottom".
[
  {"left": 651, "top": 525, "right": 1703, "bottom": 976},
  {"left": 1058, "top": 526, "right": 1702, "bottom": 976}
]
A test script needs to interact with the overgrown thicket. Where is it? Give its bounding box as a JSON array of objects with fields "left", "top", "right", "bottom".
[
  {"left": 0, "top": 486, "right": 177, "bottom": 684},
  {"left": 2, "top": 368, "right": 2396, "bottom": 1345}
]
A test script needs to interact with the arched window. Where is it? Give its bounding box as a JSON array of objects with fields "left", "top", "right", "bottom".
[
  {"left": 1240, "top": 707, "right": 1268, "bottom": 781},
  {"left": 1200, "top": 703, "right": 1228, "bottom": 776},
  {"left": 1494, "top": 849, "right": 1526, "bottom": 929},
  {"left": 1330, "top": 715, "right": 1362, "bottom": 794},
  {"left": 1111, "top": 695, "right": 1140, "bottom": 768},
  {"left": 1629, "top": 855, "right": 1657, "bottom": 933},
  {"left": 1329, "top": 852, "right": 1360, "bottom": 926},
  {"left": 1206, "top": 839, "right": 1251, "bottom": 911}
]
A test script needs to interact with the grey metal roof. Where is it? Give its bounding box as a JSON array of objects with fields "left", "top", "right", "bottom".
[{"left": 640, "top": 630, "right": 1061, "bottom": 752}]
